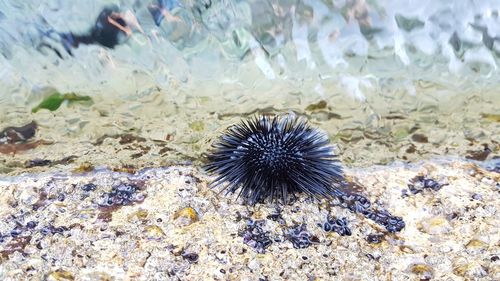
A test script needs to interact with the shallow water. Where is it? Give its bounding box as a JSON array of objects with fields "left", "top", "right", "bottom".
[{"left": 0, "top": 0, "right": 499, "bottom": 175}]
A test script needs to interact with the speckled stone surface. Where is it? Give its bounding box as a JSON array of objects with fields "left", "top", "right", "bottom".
[{"left": 0, "top": 160, "right": 498, "bottom": 280}]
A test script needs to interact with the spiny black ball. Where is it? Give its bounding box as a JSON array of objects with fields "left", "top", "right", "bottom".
[{"left": 204, "top": 115, "right": 344, "bottom": 205}]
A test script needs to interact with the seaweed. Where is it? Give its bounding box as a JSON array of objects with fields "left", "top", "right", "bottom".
[{"left": 32, "top": 92, "right": 92, "bottom": 113}]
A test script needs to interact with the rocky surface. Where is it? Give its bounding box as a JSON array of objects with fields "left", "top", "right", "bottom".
[{"left": 0, "top": 160, "right": 498, "bottom": 280}]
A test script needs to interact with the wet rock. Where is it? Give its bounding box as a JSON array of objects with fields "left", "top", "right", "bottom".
[
  {"left": 0, "top": 236, "right": 31, "bottom": 258},
  {"left": 94, "top": 133, "right": 146, "bottom": 146},
  {"left": 411, "top": 133, "right": 429, "bottom": 143},
  {"left": 41, "top": 225, "right": 69, "bottom": 236},
  {"left": 145, "top": 225, "right": 165, "bottom": 239},
  {"left": 366, "top": 234, "right": 384, "bottom": 244},
  {"left": 98, "top": 182, "right": 145, "bottom": 208},
  {"left": 471, "top": 193, "right": 482, "bottom": 200},
  {"left": 337, "top": 190, "right": 405, "bottom": 233},
  {"left": 26, "top": 221, "right": 37, "bottom": 229},
  {"left": 26, "top": 156, "right": 77, "bottom": 168},
  {"left": 266, "top": 208, "right": 286, "bottom": 225},
  {"left": 466, "top": 144, "right": 492, "bottom": 161},
  {"left": 97, "top": 181, "right": 146, "bottom": 221},
  {"left": 465, "top": 239, "right": 488, "bottom": 251},
  {"left": 32, "top": 191, "right": 50, "bottom": 211},
  {"left": 81, "top": 183, "right": 97, "bottom": 192},
  {"left": 10, "top": 226, "right": 24, "bottom": 238},
  {"left": 0, "top": 121, "right": 49, "bottom": 154},
  {"left": 305, "top": 100, "right": 327, "bottom": 111},
  {"left": 0, "top": 140, "right": 50, "bottom": 155},
  {"left": 452, "top": 258, "right": 489, "bottom": 279},
  {"left": 0, "top": 162, "right": 497, "bottom": 280},
  {"left": 337, "top": 191, "right": 371, "bottom": 213},
  {"left": 286, "top": 224, "right": 318, "bottom": 249},
  {"left": 25, "top": 159, "right": 52, "bottom": 168},
  {"left": 73, "top": 162, "right": 95, "bottom": 173},
  {"left": 128, "top": 209, "right": 149, "bottom": 222},
  {"left": 47, "top": 270, "right": 75, "bottom": 281},
  {"left": 321, "top": 217, "right": 352, "bottom": 236},
  {"left": 0, "top": 121, "right": 37, "bottom": 144},
  {"left": 417, "top": 216, "right": 452, "bottom": 235},
  {"left": 408, "top": 263, "right": 434, "bottom": 280},
  {"left": 181, "top": 252, "right": 199, "bottom": 264},
  {"left": 173, "top": 207, "right": 199, "bottom": 227},
  {"left": 239, "top": 220, "right": 272, "bottom": 253},
  {"left": 485, "top": 160, "right": 500, "bottom": 173},
  {"left": 112, "top": 165, "right": 138, "bottom": 174},
  {"left": 406, "top": 175, "right": 447, "bottom": 195},
  {"left": 364, "top": 209, "right": 406, "bottom": 233}
]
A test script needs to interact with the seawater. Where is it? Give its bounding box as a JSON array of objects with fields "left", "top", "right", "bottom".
[{"left": 0, "top": 0, "right": 499, "bottom": 174}]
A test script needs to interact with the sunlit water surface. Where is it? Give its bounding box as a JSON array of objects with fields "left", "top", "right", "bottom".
[{"left": 0, "top": 0, "right": 499, "bottom": 175}]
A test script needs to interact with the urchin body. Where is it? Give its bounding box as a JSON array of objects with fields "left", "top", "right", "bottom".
[{"left": 205, "top": 115, "right": 344, "bottom": 204}]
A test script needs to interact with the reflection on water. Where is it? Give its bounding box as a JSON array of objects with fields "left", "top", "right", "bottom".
[{"left": 0, "top": 0, "right": 499, "bottom": 174}]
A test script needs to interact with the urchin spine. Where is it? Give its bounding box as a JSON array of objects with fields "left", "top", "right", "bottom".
[{"left": 205, "top": 115, "right": 344, "bottom": 204}]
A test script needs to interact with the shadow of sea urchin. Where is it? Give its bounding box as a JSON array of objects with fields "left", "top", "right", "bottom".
[{"left": 204, "top": 115, "right": 345, "bottom": 205}]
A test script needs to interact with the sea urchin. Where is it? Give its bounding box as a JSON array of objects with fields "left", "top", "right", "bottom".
[{"left": 205, "top": 115, "right": 344, "bottom": 205}]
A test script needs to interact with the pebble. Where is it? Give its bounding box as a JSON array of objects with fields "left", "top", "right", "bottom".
[
  {"left": 322, "top": 217, "right": 352, "bottom": 236},
  {"left": 418, "top": 216, "right": 451, "bottom": 235},
  {"left": 409, "top": 263, "right": 434, "bottom": 280},
  {"left": 287, "top": 224, "right": 316, "bottom": 249},
  {"left": 173, "top": 207, "right": 199, "bottom": 227},
  {"left": 240, "top": 220, "right": 272, "bottom": 253}
]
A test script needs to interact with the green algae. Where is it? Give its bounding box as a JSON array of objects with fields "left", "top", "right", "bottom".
[{"left": 32, "top": 92, "right": 93, "bottom": 113}]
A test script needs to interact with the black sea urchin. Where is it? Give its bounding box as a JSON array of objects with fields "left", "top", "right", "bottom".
[{"left": 205, "top": 115, "right": 344, "bottom": 205}]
